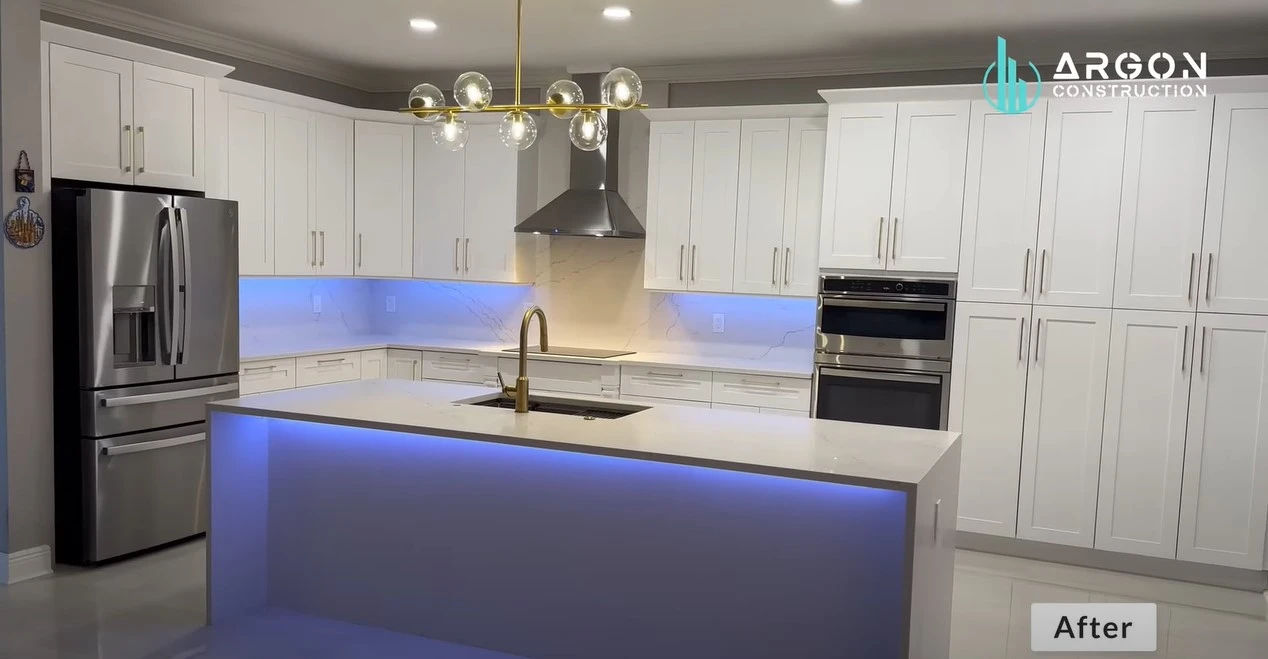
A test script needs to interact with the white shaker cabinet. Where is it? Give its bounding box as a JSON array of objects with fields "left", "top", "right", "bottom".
[
  {"left": 1016, "top": 306, "right": 1112, "bottom": 548},
  {"left": 1113, "top": 98, "right": 1214, "bottom": 312},
  {"left": 226, "top": 95, "right": 274, "bottom": 276},
  {"left": 732, "top": 119, "right": 791, "bottom": 295},
  {"left": 819, "top": 103, "right": 897, "bottom": 270},
  {"left": 887, "top": 101, "right": 970, "bottom": 273},
  {"left": 644, "top": 121, "right": 695, "bottom": 291},
  {"left": 414, "top": 125, "right": 468, "bottom": 280},
  {"left": 1177, "top": 313, "right": 1268, "bottom": 569},
  {"left": 353, "top": 121, "right": 414, "bottom": 278},
  {"left": 780, "top": 118, "right": 827, "bottom": 297},
  {"left": 687, "top": 120, "right": 741, "bottom": 293},
  {"left": 1198, "top": 93, "right": 1268, "bottom": 316},
  {"left": 49, "top": 44, "right": 135, "bottom": 185},
  {"left": 950, "top": 302, "right": 1032, "bottom": 538},
  {"left": 1095, "top": 310, "right": 1194, "bottom": 559},
  {"left": 131, "top": 62, "right": 205, "bottom": 191},
  {"left": 957, "top": 100, "right": 1047, "bottom": 303},
  {"left": 360, "top": 349, "right": 389, "bottom": 379},
  {"left": 271, "top": 105, "right": 316, "bottom": 276},
  {"left": 1034, "top": 99, "right": 1129, "bottom": 308},
  {"left": 462, "top": 124, "right": 526, "bottom": 283},
  {"left": 386, "top": 349, "right": 423, "bottom": 380},
  {"left": 313, "top": 113, "right": 355, "bottom": 276}
]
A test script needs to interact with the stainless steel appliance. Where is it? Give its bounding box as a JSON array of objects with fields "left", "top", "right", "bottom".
[
  {"left": 812, "top": 275, "right": 955, "bottom": 430},
  {"left": 53, "top": 188, "right": 239, "bottom": 565}
]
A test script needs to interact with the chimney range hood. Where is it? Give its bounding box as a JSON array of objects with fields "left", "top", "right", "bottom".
[{"left": 515, "top": 73, "right": 645, "bottom": 239}]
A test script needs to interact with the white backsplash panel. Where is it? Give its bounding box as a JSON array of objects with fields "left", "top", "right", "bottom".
[{"left": 239, "top": 278, "right": 375, "bottom": 354}]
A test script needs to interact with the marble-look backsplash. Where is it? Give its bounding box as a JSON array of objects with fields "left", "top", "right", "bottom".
[{"left": 239, "top": 278, "right": 374, "bottom": 352}]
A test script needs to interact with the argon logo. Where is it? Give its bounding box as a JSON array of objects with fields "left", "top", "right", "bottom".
[{"left": 983, "top": 37, "right": 1042, "bottom": 114}]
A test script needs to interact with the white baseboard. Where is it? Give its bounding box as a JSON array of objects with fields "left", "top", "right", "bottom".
[{"left": 2, "top": 545, "right": 53, "bottom": 584}]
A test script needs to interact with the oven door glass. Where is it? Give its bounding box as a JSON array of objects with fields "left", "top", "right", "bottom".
[
  {"left": 819, "top": 299, "right": 949, "bottom": 341},
  {"left": 814, "top": 367, "right": 946, "bottom": 430}
]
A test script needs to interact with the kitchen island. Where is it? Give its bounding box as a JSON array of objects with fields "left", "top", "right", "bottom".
[{"left": 207, "top": 379, "right": 961, "bottom": 659}]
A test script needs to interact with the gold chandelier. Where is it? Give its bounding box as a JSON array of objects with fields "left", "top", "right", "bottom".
[{"left": 402, "top": 0, "right": 647, "bottom": 152}]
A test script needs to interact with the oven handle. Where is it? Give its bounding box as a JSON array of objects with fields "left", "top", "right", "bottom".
[
  {"left": 819, "top": 298, "right": 946, "bottom": 312},
  {"left": 819, "top": 367, "right": 943, "bottom": 385}
]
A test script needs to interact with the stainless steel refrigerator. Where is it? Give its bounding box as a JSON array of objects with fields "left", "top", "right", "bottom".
[{"left": 53, "top": 188, "right": 239, "bottom": 565}]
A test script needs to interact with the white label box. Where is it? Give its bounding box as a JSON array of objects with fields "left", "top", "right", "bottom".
[{"left": 1031, "top": 603, "right": 1157, "bottom": 652}]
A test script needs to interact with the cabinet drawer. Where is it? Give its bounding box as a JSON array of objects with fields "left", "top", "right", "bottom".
[
  {"left": 711, "top": 372, "right": 811, "bottom": 412},
  {"left": 497, "top": 358, "right": 621, "bottom": 398},
  {"left": 421, "top": 351, "right": 493, "bottom": 385},
  {"left": 295, "top": 352, "right": 362, "bottom": 387},
  {"left": 620, "top": 365, "right": 712, "bottom": 402},
  {"left": 239, "top": 358, "right": 297, "bottom": 395},
  {"left": 620, "top": 393, "right": 711, "bottom": 409}
]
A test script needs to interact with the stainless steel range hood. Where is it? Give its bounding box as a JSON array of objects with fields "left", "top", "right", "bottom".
[{"left": 515, "top": 73, "right": 645, "bottom": 239}]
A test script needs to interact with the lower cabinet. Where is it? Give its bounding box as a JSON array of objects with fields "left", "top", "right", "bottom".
[
  {"left": 360, "top": 349, "right": 388, "bottom": 379},
  {"left": 386, "top": 349, "right": 422, "bottom": 380},
  {"left": 496, "top": 358, "right": 621, "bottom": 398},
  {"left": 1176, "top": 313, "right": 1268, "bottom": 569},
  {"left": 421, "top": 351, "right": 496, "bottom": 386},
  {"left": 295, "top": 351, "right": 362, "bottom": 387},
  {"left": 1016, "top": 306, "right": 1112, "bottom": 548},
  {"left": 239, "top": 358, "right": 297, "bottom": 395}
]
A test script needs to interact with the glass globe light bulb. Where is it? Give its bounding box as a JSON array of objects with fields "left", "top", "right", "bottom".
[
  {"left": 568, "top": 110, "right": 608, "bottom": 151},
  {"left": 453, "top": 72, "right": 492, "bottom": 111},
  {"left": 601, "top": 67, "right": 642, "bottom": 110},
  {"left": 407, "top": 83, "right": 445, "bottom": 123},
  {"left": 499, "top": 111, "right": 538, "bottom": 151},
  {"left": 432, "top": 115, "right": 469, "bottom": 151},
  {"left": 545, "top": 79, "right": 584, "bottom": 118}
]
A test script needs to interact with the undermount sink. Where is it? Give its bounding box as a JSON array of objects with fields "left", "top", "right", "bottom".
[{"left": 460, "top": 393, "right": 648, "bottom": 419}]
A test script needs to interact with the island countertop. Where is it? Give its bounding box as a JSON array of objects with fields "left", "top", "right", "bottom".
[{"left": 209, "top": 379, "right": 959, "bottom": 491}]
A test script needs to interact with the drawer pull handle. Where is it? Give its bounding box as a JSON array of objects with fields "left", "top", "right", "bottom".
[
  {"left": 645, "top": 371, "right": 684, "bottom": 378},
  {"left": 317, "top": 358, "right": 345, "bottom": 365},
  {"left": 243, "top": 365, "right": 277, "bottom": 374},
  {"left": 741, "top": 378, "right": 779, "bottom": 387}
]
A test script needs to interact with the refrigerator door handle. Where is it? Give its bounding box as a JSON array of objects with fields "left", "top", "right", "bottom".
[
  {"left": 172, "top": 208, "right": 191, "bottom": 364},
  {"left": 99, "top": 383, "right": 239, "bottom": 408},
  {"left": 158, "top": 209, "right": 176, "bottom": 365}
]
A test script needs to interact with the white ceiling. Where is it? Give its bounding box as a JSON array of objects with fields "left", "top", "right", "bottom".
[{"left": 42, "top": 0, "right": 1268, "bottom": 91}]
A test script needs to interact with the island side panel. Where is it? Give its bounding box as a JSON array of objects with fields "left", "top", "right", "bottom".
[
  {"left": 207, "top": 411, "right": 271, "bottom": 624},
  {"left": 263, "top": 418, "right": 914, "bottom": 659},
  {"left": 906, "top": 438, "right": 962, "bottom": 659}
]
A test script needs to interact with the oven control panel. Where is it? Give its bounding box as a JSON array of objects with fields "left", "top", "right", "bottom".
[{"left": 821, "top": 278, "right": 953, "bottom": 297}]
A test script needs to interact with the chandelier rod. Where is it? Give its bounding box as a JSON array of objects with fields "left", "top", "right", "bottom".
[{"left": 514, "top": 0, "right": 523, "bottom": 107}]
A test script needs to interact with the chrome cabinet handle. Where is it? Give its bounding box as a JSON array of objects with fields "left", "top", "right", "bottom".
[
  {"left": 1200, "top": 327, "right": 1208, "bottom": 374},
  {"left": 357, "top": 234, "right": 363, "bottom": 268},
  {"left": 454, "top": 238, "right": 460, "bottom": 272},
  {"left": 742, "top": 378, "right": 779, "bottom": 387},
  {"left": 784, "top": 247, "right": 791, "bottom": 286},
  {"left": 678, "top": 245, "right": 685, "bottom": 281},
  {"left": 465, "top": 238, "right": 471, "bottom": 272},
  {"left": 1038, "top": 249, "right": 1048, "bottom": 295},
  {"left": 1023, "top": 249, "right": 1032, "bottom": 294},
  {"left": 1034, "top": 319, "right": 1043, "bottom": 363},
  {"left": 890, "top": 217, "right": 899, "bottom": 261},
  {"left": 1205, "top": 253, "right": 1214, "bottom": 302},
  {"left": 1018, "top": 317, "right": 1025, "bottom": 362},
  {"left": 122, "top": 125, "right": 132, "bottom": 172},
  {"left": 317, "top": 358, "right": 345, "bottom": 365},
  {"left": 772, "top": 246, "right": 778, "bottom": 286},
  {"left": 646, "top": 371, "right": 685, "bottom": 379},
  {"left": 242, "top": 365, "right": 277, "bottom": 374},
  {"left": 1187, "top": 253, "right": 1196, "bottom": 303},
  {"left": 319, "top": 231, "right": 325, "bottom": 266},
  {"left": 1181, "top": 325, "right": 1189, "bottom": 374},
  {"left": 311, "top": 230, "right": 317, "bottom": 266},
  {"left": 691, "top": 245, "right": 697, "bottom": 282},
  {"left": 876, "top": 217, "right": 884, "bottom": 259},
  {"left": 136, "top": 126, "right": 146, "bottom": 173}
]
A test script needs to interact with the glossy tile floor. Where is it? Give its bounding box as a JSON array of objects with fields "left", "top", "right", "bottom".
[{"left": 1, "top": 540, "right": 1265, "bottom": 658}]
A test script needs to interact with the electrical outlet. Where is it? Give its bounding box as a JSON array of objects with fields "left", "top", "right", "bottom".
[
  {"left": 386, "top": 296, "right": 396, "bottom": 313},
  {"left": 712, "top": 313, "right": 725, "bottom": 334},
  {"left": 311, "top": 295, "right": 322, "bottom": 314}
]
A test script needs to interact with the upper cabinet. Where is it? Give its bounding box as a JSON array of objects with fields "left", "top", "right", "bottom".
[
  {"left": 1199, "top": 93, "right": 1268, "bottom": 316},
  {"left": 49, "top": 44, "right": 205, "bottom": 191},
  {"left": 226, "top": 94, "right": 273, "bottom": 276},
  {"left": 819, "top": 101, "right": 969, "bottom": 273},
  {"left": 353, "top": 121, "right": 414, "bottom": 278},
  {"left": 687, "top": 120, "right": 742, "bottom": 293},
  {"left": 1034, "top": 98, "right": 1129, "bottom": 308},
  {"left": 644, "top": 120, "right": 697, "bottom": 291}
]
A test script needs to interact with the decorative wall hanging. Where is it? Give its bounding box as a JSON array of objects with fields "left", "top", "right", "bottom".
[
  {"left": 14, "top": 150, "right": 34, "bottom": 193},
  {"left": 5, "top": 196, "right": 45, "bottom": 249}
]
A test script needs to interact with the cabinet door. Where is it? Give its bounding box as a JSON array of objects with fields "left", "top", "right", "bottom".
[
  {"left": 888, "top": 101, "right": 970, "bottom": 273},
  {"left": 1177, "top": 314, "right": 1268, "bottom": 569},
  {"left": 413, "top": 125, "right": 466, "bottom": 280},
  {"left": 132, "top": 62, "right": 204, "bottom": 190},
  {"left": 48, "top": 44, "right": 134, "bottom": 185},
  {"left": 272, "top": 105, "right": 316, "bottom": 276},
  {"left": 958, "top": 100, "right": 1047, "bottom": 303},
  {"left": 353, "top": 121, "right": 414, "bottom": 277},
  {"left": 463, "top": 124, "right": 519, "bottom": 283},
  {"left": 314, "top": 113, "right": 355, "bottom": 276},
  {"left": 687, "top": 120, "right": 741, "bottom": 293},
  {"left": 819, "top": 103, "right": 897, "bottom": 270},
  {"left": 644, "top": 121, "right": 694, "bottom": 291},
  {"left": 732, "top": 118, "right": 789, "bottom": 295},
  {"left": 1034, "top": 99, "right": 1128, "bottom": 308},
  {"left": 1114, "top": 98, "right": 1213, "bottom": 312},
  {"left": 360, "top": 349, "right": 388, "bottom": 379},
  {"left": 386, "top": 349, "right": 422, "bottom": 380},
  {"left": 950, "top": 302, "right": 1031, "bottom": 537},
  {"left": 1198, "top": 93, "right": 1268, "bottom": 316},
  {"left": 780, "top": 117, "right": 826, "bottom": 297},
  {"left": 1017, "top": 306, "right": 1112, "bottom": 548},
  {"left": 1095, "top": 310, "right": 1194, "bottom": 558},
  {"left": 225, "top": 95, "right": 274, "bottom": 276}
]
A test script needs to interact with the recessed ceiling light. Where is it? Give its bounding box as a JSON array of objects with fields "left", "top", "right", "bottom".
[
  {"left": 603, "top": 7, "right": 632, "bottom": 20},
  {"left": 409, "top": 18, "right": 438, "bottom": 32},
  {"left": 833, "top": 0, "right": 863, "bottom": 5}
]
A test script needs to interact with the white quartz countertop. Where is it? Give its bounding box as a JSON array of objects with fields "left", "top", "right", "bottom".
[
  {"left": 239, "top": 335, "right": 814, "bottom": 378},
  {"left": 210, "top": 379, "right": 958, "bottom": 490}
]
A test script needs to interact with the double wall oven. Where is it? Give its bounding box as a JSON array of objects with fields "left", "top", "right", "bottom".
[{"left": 812, "top": 275, "right": 956, "bottom": 430}]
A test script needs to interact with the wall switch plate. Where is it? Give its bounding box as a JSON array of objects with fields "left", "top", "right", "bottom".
[
  {"left": 386, "top": 296, "right": 396, "bottom": 313},
  {"left": 311, "top": 295, "right": 322, "bottom": 314},
  {"left": 712, "top": 313, "right": 725, "bottom": 334}
]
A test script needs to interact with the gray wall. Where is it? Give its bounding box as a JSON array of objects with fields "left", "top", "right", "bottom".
[{"left": 2, "top": 0, "right": 53, "bottom": 557}]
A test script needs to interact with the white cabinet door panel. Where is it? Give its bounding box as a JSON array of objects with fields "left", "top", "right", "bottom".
[
  {"left": 295, "top": 352, "right": 363, "bottom": 387},
  {"left": 386, "top": 349, "right": 423, "bottom": 380},
  {"left": 1017, "top": 306, "right": 1112, "bottom": 548},
  {"left": 888, "top": 101, "right": 970, "bottom": 273},
  {"left": 1095, "top": 310, "right": 1194, "bottom": 558},
  {"left": 781, "top": 118, "right": 827, "bottom": 297},
  {"left": 463, "top": 124, "right": 519, "bottom": 283},
  {"left": 360, "top": 349, "right": 388, "bottom": 380},
  {"left": 314, "top": 113, "right": 354, "bottom": 276},
  {"left": 950, "top": 302, "right": 1031, "bottom": 537},
  {"left": 1177, "top": 314, "right": 1268, "bottom": 569},
  {"left": 132, "top": 62, "right": 204, "bottom": 190},
  {"left": 687, "top": 120, "right": 741, "bottom": 293},
  {"left": 733, "top": 118, "right": 789, "bottom": 295},
  {"left": 1198, "top": 93, "right": 1268, "bottom": 315},
  {"left": 413, "top": 125, "right": 467, "bottom": 280},
  {"left": 1114, "top": 98, "right": 1213, "bottom": 312},
  {"left": 644, "top": 121, "right": 694, "bottom": 291},
  {"left": 48, "top": 45, "right": 134, "bottom": 185},
  {"left": 226, "top": 95, "right": 273, "bottom": 276},
  {"left": 1035, "top": 99, "right": 1128, "bottom": 308},
  {"left": 353, "top": 121, "right": 413, "bottom": 277},
  {"left": 272, "top": 105, "right": 316, "bottom": 276},
  {"left": 958, "top": 100, "right": 1047, "bottom": 303},
  {"left": 819, "top": 103, "right": 896, "bottom": 270}
]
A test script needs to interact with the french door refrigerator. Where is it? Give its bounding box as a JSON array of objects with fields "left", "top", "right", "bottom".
[{"left": 53, "top": 188, "right": 239, "bottom": 565}]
